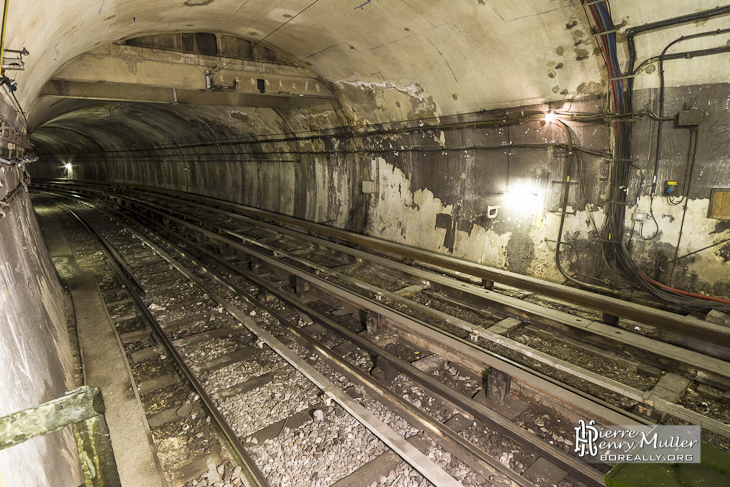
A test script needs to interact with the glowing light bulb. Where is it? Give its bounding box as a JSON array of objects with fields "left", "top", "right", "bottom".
[
  {"left": 544, "top": 112, "right": 557, "bottom": 124},
  {"left": 504, "top": 182, "right": 541, "bottom": 214},
  {"left": 64, "top": 163, "right": 72, "bottom": 170}
]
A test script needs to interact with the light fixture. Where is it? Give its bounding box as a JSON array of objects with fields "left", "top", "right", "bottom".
[
  {"left": 544, "top": 111, "right": 557, "bottom": 124},
  {"left": 64, "top": 163, "right": 72, "bottom": 170},
  {"left": 503, "top": 182, "right": 541, "bottom": 215}
]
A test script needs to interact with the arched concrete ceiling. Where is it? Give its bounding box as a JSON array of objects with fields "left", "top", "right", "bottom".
[
  {"left": 13, "top": 1, "right": 730, "bottom": 299},
  {"left": 9, "top": 1, "right": 725, "bottom": 122},
  {"left": 17, "top": 0, "right": 607, "bottom": 116},
  {"left": 31, "top": 103, "right": 306, "bottom": 161},
  {"left": 7, "top": 0, "right": 729, "bottom": 161}
]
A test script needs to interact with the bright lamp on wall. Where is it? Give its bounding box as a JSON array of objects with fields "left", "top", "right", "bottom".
[{"left": 504, "top": 183, "right": 539, "bottom": 210}]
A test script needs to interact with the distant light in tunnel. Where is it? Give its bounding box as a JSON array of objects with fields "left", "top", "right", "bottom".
[
  {"left": 64, "top": 163, "right": 72, "bottom": 170},
  {"left": 544, "top": 111, "right": 557, "bottom": 124}
]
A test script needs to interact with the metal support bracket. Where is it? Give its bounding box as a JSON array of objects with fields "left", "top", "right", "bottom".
[
  {"left": 2, "top": 47, "right": 29, "bottom": 71},
  {"left": 0, "top": 386, "right": 122, "bottom": 487},
  {"left": 592, "top": 22, "right": 627, "bottom": 38}
]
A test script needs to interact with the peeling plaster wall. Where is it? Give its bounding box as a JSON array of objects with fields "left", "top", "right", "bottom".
[
  {"left": 350, "top": 93, "right": 609, "bottom": 277},
  {"left": 0, "top": 165, "right": 81, "bottom": 487},
  {"left": 31, "top": 95, "right": 613, "bottom": 283},
  {"left": 29, "top": 79, "right": 730, "bottom": 300},
  {"left": 358, "top": 82, "right": 730, "bottom": 297},
  {"left": 18, "top": 2, "right": 730, "bottom": 302},
  {"left": 627, "top": 82, "right": 730, "bottom": 298}
]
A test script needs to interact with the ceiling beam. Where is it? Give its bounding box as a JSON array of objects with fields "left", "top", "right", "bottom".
[
  {"left": 50, "top": 44, "right": 333, "bottom": 99},
  {"left": 40, "top": 80, "right": 291, "bottom": 110}
]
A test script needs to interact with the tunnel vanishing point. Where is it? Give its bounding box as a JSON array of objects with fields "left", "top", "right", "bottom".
[{"left": 1, "top": 1, "right": 730, "bottom": 485}]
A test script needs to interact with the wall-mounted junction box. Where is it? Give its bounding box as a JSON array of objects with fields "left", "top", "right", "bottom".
[
  {"left": 361, "top": 180, "right": 376, "bottom": 194},
  {"left": 632, "top": 212, "right": 649, "bottom": 221},
  {"left": 677, "top": 108, "right": 703, "bottom": 127},
  {"left": 708, "top": 189, "right": 730, "bottom": 220},
  {"left": 665, "top": 181, "right": 678, "bottom": 195}
]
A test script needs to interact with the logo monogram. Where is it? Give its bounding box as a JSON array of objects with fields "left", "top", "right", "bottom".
[{"left": 574, "top": 419, "right": 599, "bottom": 457}]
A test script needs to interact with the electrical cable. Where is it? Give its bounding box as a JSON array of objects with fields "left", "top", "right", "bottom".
[
  {"left": 580, "top": 1, "right": 631, "bottom": 274},
  {"left": 667, "top": 127, "right": 698, "bottom": 285},
  {"left": 637, "top": 206, "right": 658, "bottom": 241},
  {"left": 668, "top": 128, "right": 697, "bottom": 206},
  {"left": 632, "top": 45, "right": 730, "bottom": 77},
  {"left": 552, "top": 119, "right": 619, "bottom": 295},
  {"left": 668, "top": 237, "right": 730, "bottom": 264},
  {"left": 4, "top": 82, "right": 28, "bottom": 130},
  {"left": 649, "top": 28, "right": 730, "bottom": 200},
  {"left": 626, "top": 5, "right": 730, "bottom": 80},
  {"left": 254, "top": 0, "right": 321, "bottom": 46},
  {"left": 41, "top": 144, "right": 610, "bottom": 166},
  {"left": 577, "top": 141, "right": 601, "bottom": 236},
  {"left": 39, "top": 107, "right": 641, "bottom": 160},
  {"left": 39, "top": 110, "right": 549, "bottom": 154},
  {"left": 37, "top": 116, "right": 616, "bottom": 161},
  {"left": 639, "top": 28, "right": 730, "bottom": 240},
  {"left": 581, "top": 1, "right": 730, "bottom": 312}
]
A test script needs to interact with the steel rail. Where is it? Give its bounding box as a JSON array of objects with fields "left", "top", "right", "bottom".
[
  {"left": 67, "top": 187, "right": 607, "bottom": 486},
  {"left": 110, "top": 199, "right": 537, "bottom": 487},
  {"left": 97, "top": 208, "right": 466, "bottom": 487},
  {"left": 77, "top": 187, "right": 654, "bottom": 418},
  {"left": 79, "top": 184, "right": 730, "bottom": 386},
  {"left": 40, "top": 186, "right": 730, "bottom": 441},
  {"left": 34, "top": 179, "right": 730, "bottom": 347},
  {"left": 38, "top": 185, "right": 608, "bottom": 485},
  {"left": 42, "top": 189, "right": 466, "bottom": 487},
  {"left": 53, "top": 200, "right": 271, "bottom": 487}
]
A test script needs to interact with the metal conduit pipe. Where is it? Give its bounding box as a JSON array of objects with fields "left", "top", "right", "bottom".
[
  {"left": 0, "top": 0, "right": 9, "bottom": 69},
  {"left": 626, "top": 5, "right": 730, "bottom": 95}
]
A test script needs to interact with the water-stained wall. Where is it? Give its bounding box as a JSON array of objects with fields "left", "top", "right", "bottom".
[
  {"left": 627, "top": 83, "right": 730, "bottom": 298},
  {"left": 30, "top": 79, "right": 730, "bottom": 300},
  {"left": 0, "top": 164, "right": 81, "bottom": 486},
  {"left": 21, "top": 1, "right": 730, "bottom": 302}
]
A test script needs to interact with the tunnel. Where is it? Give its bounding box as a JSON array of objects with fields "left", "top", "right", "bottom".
[{"left": 1, "top": 1, "right": 730, "bottom": 486}]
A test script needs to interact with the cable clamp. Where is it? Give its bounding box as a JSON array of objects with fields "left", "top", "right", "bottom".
[
  {"left": 592, "top": 22, "right": 627, "bottom": 37},
  {"left": 597, "top": 238, "right": 622, "bottom": 244},
  {"left": 608, "top": 74, "right": 637, "bottom": 81}
]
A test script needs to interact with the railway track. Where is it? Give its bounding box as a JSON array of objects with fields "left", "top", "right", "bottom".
[{"left": 31, "top": 180, "right": 730, "bottom": 486}]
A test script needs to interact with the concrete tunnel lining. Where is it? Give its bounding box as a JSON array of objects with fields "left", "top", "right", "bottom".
[
  {"left": 8, "top": 0, "right": 730, "bottom": 323},
  {"left": 1, "top": 1, "right": 730, "bottom": 485}
]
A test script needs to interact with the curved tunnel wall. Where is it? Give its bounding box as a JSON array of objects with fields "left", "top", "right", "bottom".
[
  {"left": 1, "top": 2, "right": 729, "bottom": 485},
  {"left": 16, "top": 1, "right": 730, "bottom": 300},
  {"left": 29, "top": 96, "right": 612, "bottom": 277},
  {"left": 0, "top": 166, "right": 81, "bottom": 487},
  {"left": 29, "top": 87, "right": 730, "bottom": 299}
]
